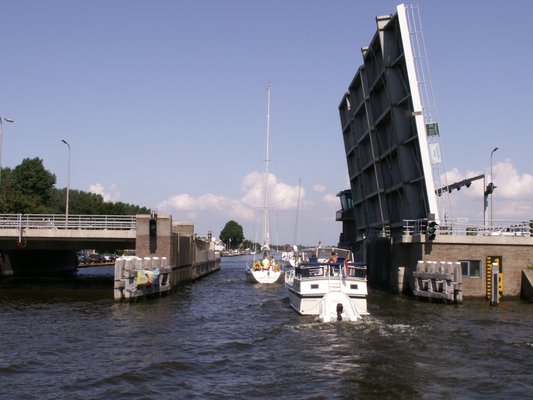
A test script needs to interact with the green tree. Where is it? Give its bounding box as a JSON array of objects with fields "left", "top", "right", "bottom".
[
  {"left": 220, "top": 220, "right": 244, "bottom": 250},
  {"left": 50, "top": 189, "right": 103, "bottom": 214},
  {"left": 0, "top": 158, "right": 151, "bottom": 215},
  {"left": 49, "top": 188, "right": 151, "bottom": 215},
  {"left": 0, "top": 168, "right": 15, "bottom": 212},
  {"left": 241, "top": 239, "right": 258, "bottom": 252},
  {"left": 9, "top": 158, "right": 56, "bottom": 213}
]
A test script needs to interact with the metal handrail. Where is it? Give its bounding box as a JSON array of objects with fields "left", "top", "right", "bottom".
[
  {"left": 0, "top": 214, "right": 136, "bottom": 231},
  {"left": 403, "top": 218, "right": 532, "bottom": 237}
]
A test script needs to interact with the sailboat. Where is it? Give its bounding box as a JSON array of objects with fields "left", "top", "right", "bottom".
[
  {"left": 245, "top": 85, "right": 283, "bottom": 284},
  {"left": 281, "top": 178, "right": 302, "bottom": 268}
]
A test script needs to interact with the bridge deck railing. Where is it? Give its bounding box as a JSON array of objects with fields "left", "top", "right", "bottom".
[
  {"left": 0, "top": 214, "right": 136, "bottom": 231},
  {"left": 403, "top": 218, "right": 532, "bottom": 237}
]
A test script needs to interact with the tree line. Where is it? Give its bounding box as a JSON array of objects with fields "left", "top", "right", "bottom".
[
  {"left": 0, "top": 157, "right": 150, "bottom": 215},
  {"left": 219, "top": 219, "right": 293, "bottom": 251}
]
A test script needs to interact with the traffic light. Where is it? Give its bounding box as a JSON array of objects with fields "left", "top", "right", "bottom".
[
  {"left": 427, "top": 221, "right": 438, "bottom": 240},
  {"left": 149, "top": 217, "right": 157, "bottom": 254},
  {"left": 485, "top": 182, "right": 496, "bottom": 196},
  {"left": 149, "top": 218, "right": 157, "bottom": 238}
]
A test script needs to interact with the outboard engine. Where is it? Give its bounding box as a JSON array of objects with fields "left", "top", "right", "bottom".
[{"left": 336, "top": 303, "right": 343, "bottom": 321}]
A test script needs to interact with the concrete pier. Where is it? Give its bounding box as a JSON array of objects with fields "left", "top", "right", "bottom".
[
  {"left": 521, "top": 269, "right": 533, "bottom": 302},
  {"left": 114, "top": 214, "right": 221, "bottom": 300},
  {"left": 365, "top": 233, "right": 533, "bottom": 301},
  {"left": 114, "top": 256, "right": 172, "bottom": 300},
  {"left": 412, "top": 260, "right": 463, "bottom": 304}
]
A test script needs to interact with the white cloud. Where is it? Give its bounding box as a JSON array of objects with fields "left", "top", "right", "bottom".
[
  {"left": 494, "top": 160, "right": 533, "bottom": 200},
  {"left": 442, "top": 160, "right": 533, "bottom": 221},
  {"left": 322, "top": 193, "right": 339, "bottom": 206},
  {"left": 241, "top": 171, "right": 266, "bottom": 208},
  {"left": 89, "top": 183, "right": 120, "bottom": 202},
  {"left": 158, "top": 193, "right": 255, "bottom": 221},
  {"left": 158, "top": 193, "right": 195, "bottom": 211},
  {"left": 240, "top": 171, "right": 302, "bottom": 210},
  {"left": 157, "top": 171, "right": 307, "bottom": 240},
  {"left": 313, "top": 184, "right": 326, "bottom": 193}
]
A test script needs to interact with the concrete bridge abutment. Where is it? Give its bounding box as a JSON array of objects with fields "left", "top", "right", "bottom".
[{"left": 134, "top": 214, "right": 220, "bottom": 287}]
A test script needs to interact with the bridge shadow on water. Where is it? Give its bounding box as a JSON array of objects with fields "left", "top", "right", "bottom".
[{"left": 0, "top": 266, "right": 115, "bottom": 303}]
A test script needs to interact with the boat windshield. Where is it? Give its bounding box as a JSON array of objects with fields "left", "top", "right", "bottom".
[
  {"left": 295, "top": 262, "right": 366, "bottom": 279},
  {"left": 302, "top": 247, "right": 352, "bottom": 261}
]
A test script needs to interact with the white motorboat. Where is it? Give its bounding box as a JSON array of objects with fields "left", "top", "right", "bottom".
[
  {"left": 285, "top": 247, "right": 368, "bottom": 322},
  {"left": 244, "top": 84, "right": 283, "bottom": 284}
]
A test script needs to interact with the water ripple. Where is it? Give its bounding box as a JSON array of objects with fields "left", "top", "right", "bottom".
[{"left": 2, "top": 256, "right": 533, "bottom": 399}]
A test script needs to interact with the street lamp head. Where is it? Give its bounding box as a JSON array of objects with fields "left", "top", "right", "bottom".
[
  {"left": 489, "top": 146, "right": 499, "bottom": 227},
  {"left": 61, "top": 138, "right": 71, "bottom": 222},
  {"left": 1, "top": 118, "right": 14, "bottom": 123}
]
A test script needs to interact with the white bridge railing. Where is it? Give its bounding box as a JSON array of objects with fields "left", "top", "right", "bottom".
[
  {"left": 403, "top": 218, "right": 532, "bottom": 237},
  {"left": 0, "top": 214, "right": 136, "bottom": 231}
]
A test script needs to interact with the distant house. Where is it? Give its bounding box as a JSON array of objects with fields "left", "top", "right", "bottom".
[{"left": 213, "top": 239, "right": 226, "bottom": 252}]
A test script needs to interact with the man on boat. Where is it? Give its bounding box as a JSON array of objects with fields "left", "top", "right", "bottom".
[
  {"left": 261, "top": 252, "right": 270, "bottom": 270},
  {"left": 328, "top": 250, "right": 338, "bottom": 263},
  {"left": 269, "top": 255, "right": 276, "bottom": 271}
]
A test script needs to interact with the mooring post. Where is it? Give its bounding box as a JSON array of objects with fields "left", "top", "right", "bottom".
[{"left": 491, "top": 262, "right": 500, "bottom": 306}]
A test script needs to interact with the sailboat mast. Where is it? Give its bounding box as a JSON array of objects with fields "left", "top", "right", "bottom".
[
  {"left": 292, "top": 178, "right": 301, "bottom": 246},
  {"left": 263, "top": 84, "right": 271, "bottom": 249}
]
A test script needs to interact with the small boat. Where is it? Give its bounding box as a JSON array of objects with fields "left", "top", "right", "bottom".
[
  {"left": 285, "top": 247, "right": 368, "bottom": 322},
  {"left": 245, "top": 84, "right": 283, "bottom": 284},
  {"left": 245, "top": 254, "right": 283, "bottom": 283}
]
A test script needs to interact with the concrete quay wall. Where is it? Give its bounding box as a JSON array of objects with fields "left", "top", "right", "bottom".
[{"left": 366, "top": 234, "right": 533, "bottom": 299}]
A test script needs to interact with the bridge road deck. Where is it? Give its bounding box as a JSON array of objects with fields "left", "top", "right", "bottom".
[{"left": 0, "top": 214, "right": 136, "bottom": 250}]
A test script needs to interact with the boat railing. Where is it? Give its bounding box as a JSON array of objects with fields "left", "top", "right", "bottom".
[
  {"left": 284, "top": 269, "right": 294, "bottom": 285},
  {"left": 346, "top": 264, "right": 367, "bottom": 279},
  {"left": 295, "top": 261, "right": 366, "bottom": 280}
]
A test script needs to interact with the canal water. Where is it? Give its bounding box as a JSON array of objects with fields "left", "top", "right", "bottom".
[{"left": 1, "top": 255, "right": 533, "bottom": 399}]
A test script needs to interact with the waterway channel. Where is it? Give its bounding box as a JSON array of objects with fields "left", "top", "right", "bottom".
[{"left": 1, "top": 255, "right": 532, "bottom": 399}]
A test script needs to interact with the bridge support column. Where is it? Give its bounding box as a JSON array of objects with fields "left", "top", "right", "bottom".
[
  {"left": 136, "top": 214, "right": 173, "bottom": 264},
  {"left": 0, "top": 252, "right": 14, "bottom": 277}
]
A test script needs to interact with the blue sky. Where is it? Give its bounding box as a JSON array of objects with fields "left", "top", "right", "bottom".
[{"left": 1, "top": 1, "right": 532, "bottom": 246}]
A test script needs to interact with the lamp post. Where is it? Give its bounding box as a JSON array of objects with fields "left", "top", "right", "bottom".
[
  {"left": 0, "top": 117, "right": 14, "bottom": 192},
  {"left": 490, "top": 146, "right": 499, "bottom": 227},
  {"left": 61, "top": 139, "right": 71, "bottom": 224}
]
